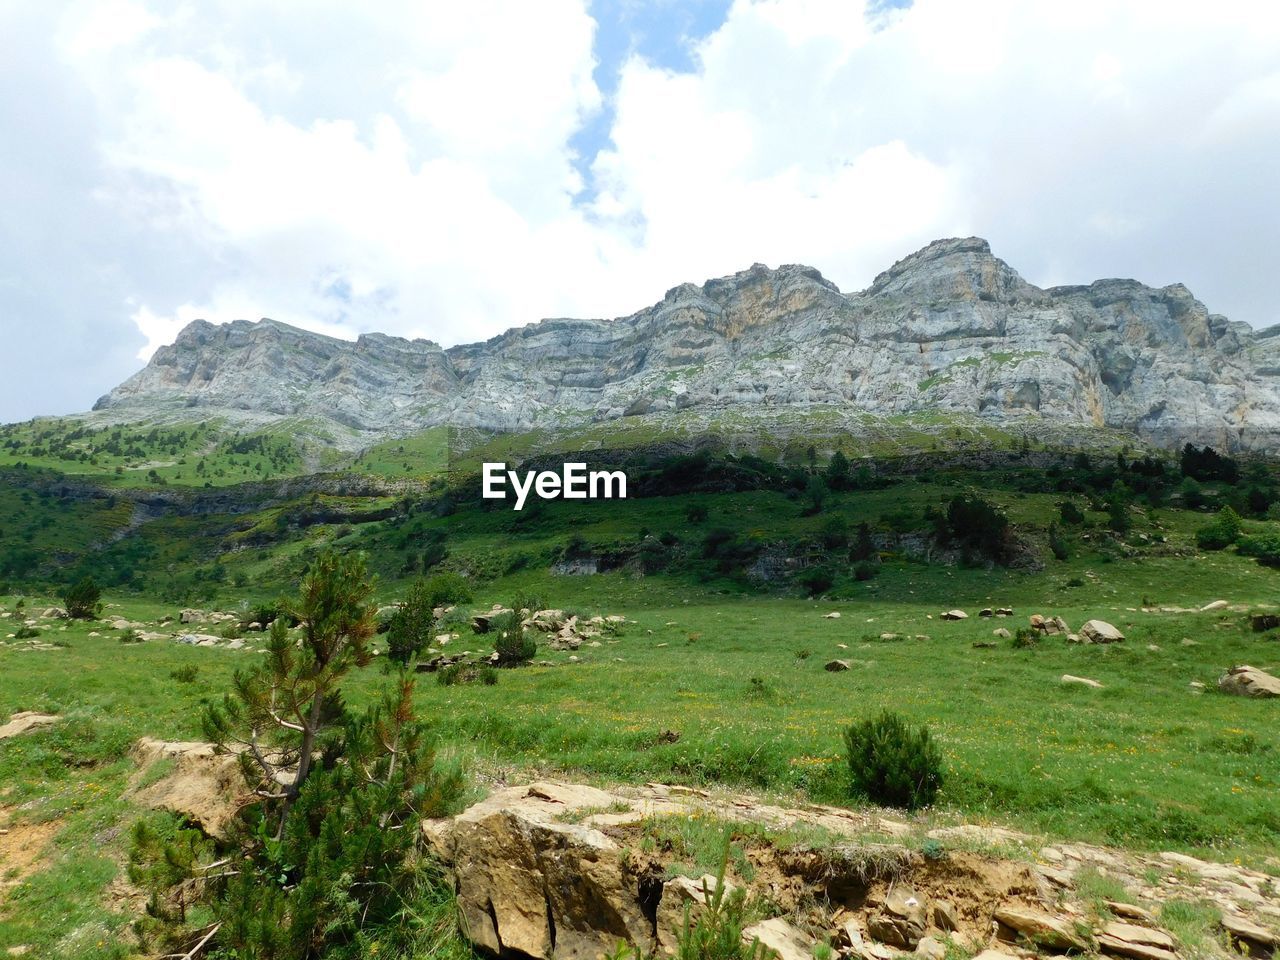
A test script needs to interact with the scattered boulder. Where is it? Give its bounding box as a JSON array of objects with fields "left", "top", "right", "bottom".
[
  {"left": 1062, "top": 675, "right": 1103, "bottom": 689},
  {"left": 1200, "top": 599, "right": 1229, "bottom": 612},
  {"left": 1031, "top": 614, "right": 1070, "bottom": 636},
  {"left": 915, "top": 936, "right": 947, "bottom": 960},
  {"left": 823, "top": 611, "right": 842, "bottom": 619},
  {"left": 39, "top": 607, "right": 66, "bottom": 619},
  {"left": 175, "top": 633, "right": 224, "bottom": 647},
  {"left": 0, "top": 712, "right": 59, "bottom": 740},
  {"left": 995, "top": 608, "right": 1014, "bottom": 617},
  {"left": 978, "top": 608, "right": 994, "bottom": 618},
  {"left": 1218, "top": 664, "right": 1280, "bottom": 698},
  {"left": 941, "top": 610, "right": 968, "bottom": 621},
  {"left": 471, "top": 606, "right": 513, "bottom": 632},
  {"left": 992, "top": 628, "right": 1011, "bottom": 639},
  {"left": 1080, "top": 620, "right": 1125, "bottom": 644},
  {"left": 825, "top": 659, "right": 851, "bottom": 672}
]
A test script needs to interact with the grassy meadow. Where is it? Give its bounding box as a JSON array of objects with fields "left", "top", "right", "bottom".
[{"left": 2, "top": 424, "right": 1280, "bottom": 957}]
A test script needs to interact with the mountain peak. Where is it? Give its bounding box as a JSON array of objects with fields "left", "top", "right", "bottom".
[{"left": 867, "top": 236, "right": 1032, "bottom": 303}]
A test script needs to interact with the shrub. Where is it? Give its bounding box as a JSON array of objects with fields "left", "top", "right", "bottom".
[
  {"left": 169, "top": 665, "right": 199, "bottom": 683},
  {"left": 1195, "top": 506, "right": 1242, "bottom": 550},
  {"left": 61, "top": 575, "right": 101, "bottom": 619},
  {"left": 13, "top": 624, "right": 40, "bottom": 639},
  {"left": 853, "top": 561, "right": 879, "bottom": 582},
  {"left": 797, "top": 564, "right": 835, "bottom": 597},
  {"left": 1058, "top": 500, "right": 1085, "bottom": 525},
  {"left": 437, "top": 662, "right": 466, "bottom": 686},
  {"left": 1048, "top": 523, "right": 1069, "bottom": 561},
  {"left": 850, "top": 521, "right": 877, "bottom": 561},
  {"left": 1236, "top": 532, "right": 1280, "bottom": 567},
  {"left": 240, "top": 600, "right": 290, "bottom": 630},
  {"left": 819, "top": 516, "right": 849, "bottom": 549},
  {"left": 685, "top": 504, "right": 709, "bottom": 524},
  {"left": 1012, "top": 627, "right": 1038, "bottom": 648},
  {"left": 933, "top": 496, "right": 1015, "bottom": 564},
  {"left": 494, "top": 625, "right": 536, "bottom": 667},
  {"left": 119, "top": 629, "right": 144, "bottom": 644},
  {"left": 842, "top": 711, "right": 944, "bottom": 810},
  {"left": 385, "top": 577, "right": 436, "bottom": 665},
  {"left": 1106, "top": 491, "right": 1132, "bottom": 533},
  {"left": 420, "top": 571, "right": 473, "bottom": 609}
]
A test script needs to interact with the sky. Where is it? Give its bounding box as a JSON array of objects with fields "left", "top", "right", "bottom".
[{"left": 1, "top": 0, "right": 1278, "bottom": 422}]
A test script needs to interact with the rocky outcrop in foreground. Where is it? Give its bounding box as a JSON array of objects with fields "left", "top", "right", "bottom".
[
  {"left": 423, "top": 781, "right": 1280, "bottom": 960},
  {"left": 93, "top": 238, "right": 1280, "bottom": 452}
]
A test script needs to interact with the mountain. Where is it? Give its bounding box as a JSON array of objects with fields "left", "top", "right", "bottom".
[{"left": 92, "top": 237, "right": 1280, "bottom": 452}]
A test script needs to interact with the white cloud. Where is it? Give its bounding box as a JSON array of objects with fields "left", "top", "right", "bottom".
[{"left": 1, "top": 0, "right": 1279, "bottom": 420}]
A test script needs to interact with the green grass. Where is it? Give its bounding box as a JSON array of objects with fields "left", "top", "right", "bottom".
[
  {"left": 0, "top": 417, "right": 309, "bottom": 487},
  {"left": 3, "top": 430, "right": 1280, "bottom": 956}
]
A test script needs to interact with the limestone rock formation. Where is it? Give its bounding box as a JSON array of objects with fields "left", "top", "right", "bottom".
[{"left": 91, "top": 238, "right": 1280, "bottom": 452}]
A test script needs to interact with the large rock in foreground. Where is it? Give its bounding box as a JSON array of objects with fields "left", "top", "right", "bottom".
[
  {"left": 130, "top": 738, "right": 244, "bottom": 839},
  {"left": 423, "top": 783, "right": 655, "bottom": 960},
  {"left": 425, "top": 782, "right": 1194, "bottom": 960}
]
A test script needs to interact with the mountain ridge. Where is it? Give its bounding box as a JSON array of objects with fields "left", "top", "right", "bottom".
[{"left": 91, "top": 237, "right": 1280, "bottom": 452}]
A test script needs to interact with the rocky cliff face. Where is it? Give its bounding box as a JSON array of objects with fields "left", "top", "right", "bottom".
[{"left": 94, "top": 238, "right": 1280, "bottom": 451}]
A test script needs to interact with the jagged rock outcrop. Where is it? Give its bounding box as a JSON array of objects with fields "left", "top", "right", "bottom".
[{"left": 93, "top": 238, "right": 1280, "bottom": 451}]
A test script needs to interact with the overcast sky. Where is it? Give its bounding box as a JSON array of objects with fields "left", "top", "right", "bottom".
[{"left": 2, "top": 0, "right": 1278, "bottom": 422}]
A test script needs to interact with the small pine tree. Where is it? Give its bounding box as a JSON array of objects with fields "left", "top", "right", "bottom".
[
  {"left": 1048, "top": 523, "right": 1069, "bottom": 561},
  {"left": 494, "top": 621, "right": 537, "bottom": 666},
  {"left": 851, "top": 521, "right": 877, "bottom": 562},
  {"left": 1106, "top": 488, "right": 1132, "bottom": 533},
  {"left": 386, "top": 576, "right": 436, "bottom": 664},
  {"left": 825, "top": 450, "right": 851, "bottom": 491},
  {"left": 843, "top": 711, "right": 944, "bottom": 810},
  {"left": 132, "top": 550, "right": 467, "bottom": 959},
  {"left": 61, "top": 575, "right": 101, "bottom": 619}
]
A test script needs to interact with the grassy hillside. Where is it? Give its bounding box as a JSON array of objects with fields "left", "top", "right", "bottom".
[{"left": 3, "top": 424, "right": 1279, "bottom": 957}]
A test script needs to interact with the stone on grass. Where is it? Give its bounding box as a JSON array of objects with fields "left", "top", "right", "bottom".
[
  {"left": 0, "top": 712, "right": 59, "bottom": 740},
  {"left": 1218, "top": 664, "right": 1280, "bottom": 698},
  {"left": 941, "top": 610, "right": 967, "bottom": 621},
  {"left": 1062, "top": 674, "right": 1103, "bottom": 689},
  {"left": 826, "top": 659, "right": 851, "bottom": 672},
  {"left": 1080, "top": 620, "right": 1125, "bottom": 643}
]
